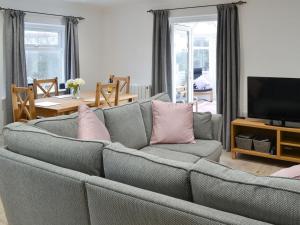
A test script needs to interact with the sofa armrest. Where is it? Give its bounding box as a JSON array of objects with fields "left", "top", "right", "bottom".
[
  {"left": 0, "top": 147, "right": 91, "bottom": 225},
  {"left": 211, "top": 114, "right": 223, "bottom": 142},
  {"left": 191, "top": 159, "right": 300, "bottom": 225}
]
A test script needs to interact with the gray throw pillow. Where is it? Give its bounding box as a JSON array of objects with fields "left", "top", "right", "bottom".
[
  {"left": 103, "top": 102, "right": 148, "bottom": 149},
  {"left": 193, "top": 112, "right": 213, "bottom": 140}
]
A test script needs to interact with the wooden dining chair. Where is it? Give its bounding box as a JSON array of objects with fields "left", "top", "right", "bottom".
[
  {"left": 11, "top": 84, "right": 37, "bottom": 122},
  {"left": 109, "top": 75, "right": 130, "bottom": 94},
  {"left": 33, "top": 77, "right": 59, "bottom": 99},
  {"left": 95, "top": 81, "right": 120, "bottom": 107}
]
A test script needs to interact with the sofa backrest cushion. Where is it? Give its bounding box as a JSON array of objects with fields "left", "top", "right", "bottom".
[
  {"left": 190, "top": 159, "right": 300, "bottom": 225},
  {"left": 211, "top": 114, "right": 223, "bottom": 141},
  {"left": 139, "top": 93, "right": 171, "bottom": 144},
  {"left": 103, "top": 143, "right": 193, "bottom": 201},
  {"left": 3, "top": 122, "right": 108, "bottom": 176},
  {"left": 29, "top": 108, "right": 105, "bottom": 138},
  {"left": 193, "top": 112, "right": 213, "bottom": 140},
  {"left": 86, "top": 176, "right": 271, "bottom": 225},
  {"left": 103, "top": 102, "right": 148, "bottom": 149}
]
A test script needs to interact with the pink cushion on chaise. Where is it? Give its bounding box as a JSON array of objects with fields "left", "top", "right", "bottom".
[
  {"left": 150, "top": 100, "right": 195, "bottom": 145},
  {"left": 77, "top": 104, "right": 111, "bottom": 141},
  {"left": 271, "top": 164, "right": 300, "bottom": 179}
]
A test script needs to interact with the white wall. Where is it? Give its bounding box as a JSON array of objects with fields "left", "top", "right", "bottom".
[
  {"left": 238, "top": 0, "right": 300, "bottom": 116},
  {"left": 99, "top": 0, "right": 222, "bottom": 85},
  {"left": 100, "top": 0, "right": 300, "bottom": 116}
]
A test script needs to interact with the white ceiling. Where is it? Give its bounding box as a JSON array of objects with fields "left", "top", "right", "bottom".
[{"left": 63, "top": 0, "right": 157, "bottom": 6}]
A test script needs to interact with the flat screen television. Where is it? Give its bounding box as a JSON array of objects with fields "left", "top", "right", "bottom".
[{"left": 248, "top": 77, "right": 300, "bottom": 123}]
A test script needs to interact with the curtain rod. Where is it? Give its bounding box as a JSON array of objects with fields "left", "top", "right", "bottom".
[
  {"left": 147, "top": 1, "right": 246, "bottom": 13},
  {"left": 0, "top": 6, "right": 85, "bottom": 20}
]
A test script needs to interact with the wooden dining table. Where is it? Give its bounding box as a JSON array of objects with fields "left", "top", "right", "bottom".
[{"left": 34, "top": 91, "right": 138, "bottom": 117}]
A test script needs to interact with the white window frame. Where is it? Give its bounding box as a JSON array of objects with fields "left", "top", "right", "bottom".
[
  {"left": 193, "top": 36, "right": 210, "bottom": 72},
  {"left": 25, "top": 23, "right": 65, "bottom": 84}
]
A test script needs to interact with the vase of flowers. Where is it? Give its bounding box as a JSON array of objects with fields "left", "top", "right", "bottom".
[{"left": 66, "top": 78, "right": 85, "bottom": 99}]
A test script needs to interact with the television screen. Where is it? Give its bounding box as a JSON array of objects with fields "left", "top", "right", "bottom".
[{"left": 248, "top": 77, "right": 300, "bottom": 122}]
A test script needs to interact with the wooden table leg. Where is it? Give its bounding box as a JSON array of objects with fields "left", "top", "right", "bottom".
[{"left": 231, "top": 151, "right": 237, "bottom": 159}]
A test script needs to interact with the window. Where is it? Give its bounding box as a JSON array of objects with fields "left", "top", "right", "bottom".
[
  {"left": 25, "top": 23, "right": 65, "bottom": 84},
  {"left": 193, "top": 37, "right": 209, "bottom": 71}
]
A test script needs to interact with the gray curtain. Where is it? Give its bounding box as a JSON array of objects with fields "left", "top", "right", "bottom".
[
  {"left": 4, "top": 9, "right": 27, "bottom": 124},
  {"left": 216, "top": 4, "right": 240, "bottom": 151},
  {"left": 151, "top": 10, "right": 172, "bottom": 98},
  {"left": 65, "top": 17, "right": 80, "bottom": 80}
]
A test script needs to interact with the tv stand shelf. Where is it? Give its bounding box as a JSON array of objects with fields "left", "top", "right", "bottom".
[{"left": 231, "top": 119, "right": 300, "bottom": 163}]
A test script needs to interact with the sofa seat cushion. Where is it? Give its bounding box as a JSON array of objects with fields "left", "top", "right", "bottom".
[
  {"left": 141, "top": 146, "right": 200, "bottom": 163},
  {"left": 3, "top": 122, "right": 109, "bottom": 176},
  {"left": 191, "top": 159, "right": 300, "bottom": 225},
  {"left": 103, "top": 102, "right": 148, "bottom": 149},
  {"left": 151, "top": 140, "right": 222, "bottom": 162},
  {"left": 103, "top": 143, "right": 194, "bottom": 201}
]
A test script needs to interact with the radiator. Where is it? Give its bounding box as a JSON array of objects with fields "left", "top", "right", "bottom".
[{"left": 130, "top": 84, "right": 152, "bottom": 100}]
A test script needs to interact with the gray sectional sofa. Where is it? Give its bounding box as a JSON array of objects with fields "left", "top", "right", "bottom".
[{"left": 0, "top": 93, "right": 299, "bottom": 225}]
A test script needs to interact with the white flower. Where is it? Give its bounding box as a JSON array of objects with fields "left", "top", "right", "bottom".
[
  {"left": 66, "top": 78, "right": 85, "bottom": 88},
  {"left": 66, "top": 79, "right": 74, "bottom": 88},
  {"left": 75, "top": 78, "right": 85, "bottom": 86}
]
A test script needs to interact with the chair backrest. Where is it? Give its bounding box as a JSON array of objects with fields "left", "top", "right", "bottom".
[
  {"left": 11, "top": 84, "right": 37, "bottom": 122},
  {"left": 95, "top": 81, "right": 120, "bottom": 107},
  {"left": 109, "top": 75, "right": 130, "bottom": 94},
  {"left": 33, "top": 77, "right": 59, "bottom": 99}
]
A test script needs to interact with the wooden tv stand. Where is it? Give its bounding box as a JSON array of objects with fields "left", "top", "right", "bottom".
[{"left": 231, "top": 119, "right": 300, "bottom": 163}]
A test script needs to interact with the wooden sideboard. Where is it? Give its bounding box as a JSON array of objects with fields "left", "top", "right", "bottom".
[{"left": 231, "top": 119, "right": 300, "bottom": 163}]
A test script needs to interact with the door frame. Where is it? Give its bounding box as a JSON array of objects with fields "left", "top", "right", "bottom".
[{"left": 169, "top": 14, "right": 218, "bottom": 103}]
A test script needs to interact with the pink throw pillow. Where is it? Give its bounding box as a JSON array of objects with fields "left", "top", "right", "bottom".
[
  {"left": 271, "top": 165, "right": 300, "bottom": 179},
  {"left": 150, "top": 100, "right": 195, "bottom": 144},
  {"left": 77, "top": 104, "right": 111, "bottom": 141}
]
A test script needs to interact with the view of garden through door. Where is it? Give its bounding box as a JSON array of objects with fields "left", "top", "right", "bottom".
[{"left": 171, "top": 16, "right": 217, "bottom": 113}]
